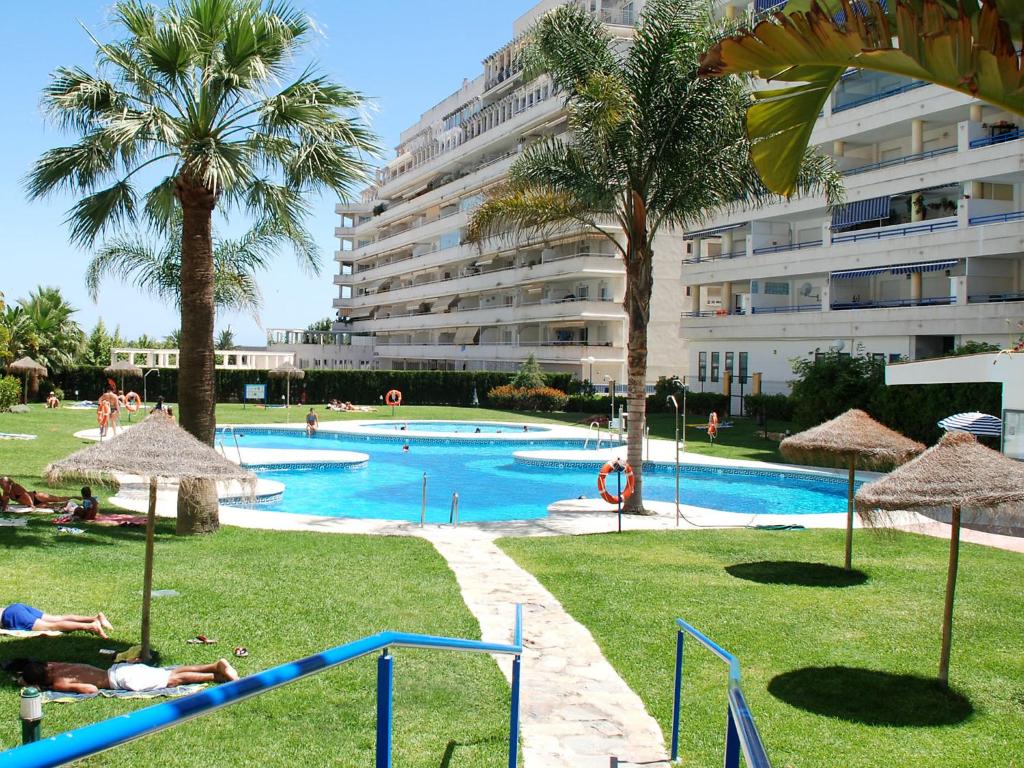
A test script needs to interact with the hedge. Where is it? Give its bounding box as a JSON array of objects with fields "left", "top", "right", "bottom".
[{"left": 49, "top": 367, "right": 574, "bottom": 408}]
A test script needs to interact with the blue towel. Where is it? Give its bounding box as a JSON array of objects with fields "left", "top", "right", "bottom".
[{"left": 43, "top": 684, "right": 206, "bottom": 703}]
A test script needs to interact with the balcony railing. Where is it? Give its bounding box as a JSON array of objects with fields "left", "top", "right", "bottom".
[
  {"left": 968, "top": 210, "right": 1024, "bottom": 226},
  {"left": 369, "top": 296, "right": 618, "bottom": 322},
  {"left": 831, "top": 296, "right": 955, "bottom": 310},
  {"left": 831, "top": 218, "right": 957, "bottom": 244},
  {"left": 683, "top": 247, "right": 747, "bottom": 265},
  {"left": 832, "top": 75, "right": 928, "bottom": 113},
  {"left": 843, "top": 145, "right": 957, "bottom": 176},
  {"left": 368, "top": 208, "right": 463, "bottom": 248},
  {"left": 969, "top": 127, "right": 1024, "bottom": 149},
  {"left": 968, "top": 290, "right": 1024, "bottom": 303},
  {"left": 682, "top": 309, "right": 747, "bottom": 318},
  {"left": 374, "top": 339, "right": 616, "bottom": 348},
  {"left": 750, "top": 303, "right": 822, "bottom": 315},
  {"left": 752, "top": 239, "right": 823, "bottom": 255}
]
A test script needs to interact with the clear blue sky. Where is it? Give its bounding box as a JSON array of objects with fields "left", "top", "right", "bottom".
[{"left": 0, "top": 0, "right": 535, "bottom": 346}]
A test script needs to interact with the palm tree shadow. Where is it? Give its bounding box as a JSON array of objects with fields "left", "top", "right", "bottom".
[
  {"left": 768, "top": 666, "right": 973, "bottom": 726},
  {"left": 438, "top": 734, "right": 508, "bottom": 768},
  {"left": 725, "top": 561, "right": 868, "bottom": 587}
]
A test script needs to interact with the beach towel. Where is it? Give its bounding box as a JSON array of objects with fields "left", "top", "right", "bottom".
[
  {"left": 43, "top": 684, "right": 206, "bottom": 703},
  {"left": 0, "top": 629, "right": 63, "bottom": 638},
  {"left": 52, "top": 513, "right": 147, "bottom": 527},
  {"left": 0, "top": 518, "right": 28, "bottom": 527}
]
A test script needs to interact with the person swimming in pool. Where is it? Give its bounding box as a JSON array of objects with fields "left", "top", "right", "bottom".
[
  {"left": 1, "top": 603, "right": 113, "bottom": 638},
  {"left": 6, "top": 657, "right": 238, "bottom": 694}
]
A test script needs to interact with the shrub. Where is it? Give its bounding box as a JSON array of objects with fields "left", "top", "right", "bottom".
[
  {"left": 510, "top": 354, "right": 546, "bottom": 389},
  {"left": 565, "top": 394, "right": 612, "bottom": 413},
  {"left": 681, "top": 391, "right": 730, "bottom": 418},
  {"left": 745, "top": 393, "right": 794, "bottom": 423},
  {"left": 0, "top": 376, "right": 21, "bottom": 412},
  {"left": 486, "top": 384, "right": 521, "bottom": 410},
  {"left": 486, "top": 384, "right": 568, "bottom": 411}
]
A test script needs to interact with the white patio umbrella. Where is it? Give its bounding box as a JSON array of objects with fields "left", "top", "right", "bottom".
[{"left": 937, "top": 412, "right": 1002, "bottom": 437}]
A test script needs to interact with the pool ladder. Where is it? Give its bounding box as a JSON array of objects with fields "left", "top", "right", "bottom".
[
  {"left": 583, "top": 421, "right": 604, "bottom": 450},
  {"left": 218, "top": 426, "right": 243, "bottom": 465},
  {"left": 417, "top": 474, "right": 460, "bottom": 528}
]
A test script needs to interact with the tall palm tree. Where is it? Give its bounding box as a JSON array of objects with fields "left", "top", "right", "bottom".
[
  {"left": 87, "top": 215, "right": 318, "bottom": 321},
  {"left": 16, "top": 287, "right": 84, "bottom": 372},
  {"left": 27, "top": 0, "right": 377, "bottom": 533},
  {"left": 699, "top": 0, "right": 1024, "bottom": 196},
  {"left": 467, "top": 0, "right": 841, "bottom": 512}
]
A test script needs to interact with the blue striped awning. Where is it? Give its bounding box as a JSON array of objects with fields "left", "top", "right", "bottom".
[
  {"left": 889, "top": 260, "right": 957, "bottom": 275},
  {"left": 684, "top": 222, "right": 745, "bottom": 239},
  {"left": 755, "top": 0, "right": 786, "bottom": 10},
  {"left": 832, "top": 196, "right": 891, "bottom": 231},
  {"left": 938, "top": 412, "right": 1002, "bottom": 437},
  {"left": 830, "top": 266, "right": 889, "bottom": 280}
]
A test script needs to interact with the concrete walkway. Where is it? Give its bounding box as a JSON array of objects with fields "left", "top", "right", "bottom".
[{"left": 419, "top": 526, "right": 668, "bottom": 768}]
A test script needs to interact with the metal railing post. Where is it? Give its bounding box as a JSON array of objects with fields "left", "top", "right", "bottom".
[
  {"left": 508, "top": 604, "right": 523, "bottom": 768},
  {"left": 670, "top": 631, "right": 683, "bottom": 762},
  {"left": 420, "top": 472, "right": 427, "bottom": 527},
  {"left": 376, "top": 650, "right": 394, "bottom": 768},
  {"left": 724, "top": 706, "right": 740, "bottom": 768}
]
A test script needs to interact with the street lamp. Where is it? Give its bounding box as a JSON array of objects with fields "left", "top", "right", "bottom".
[
  {"left": 584, "top": 355, "right": 596, "bottom": 388},
  {"left": 143, "top": 369, "right": 160, "bottom": 409},
  {"left": 666, "top": 381, "right": 687, "bottom": 527}
]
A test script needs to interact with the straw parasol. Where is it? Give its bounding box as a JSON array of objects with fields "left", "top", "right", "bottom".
[
  {"left": 46, "top": 412, "right": 255, "bottom": 661},
  {"left": 856, "top": 431, "right": 1024, "bottom": 687},
  {"left": 268, "top": 361, "right": 304, "bottom": 414},
  {"left": 780, "top": 409, "right": 925, "bottom": 571},
  {"left": 104, "top": 359, "right": 143, "bottom": 392},
  {"left": 8, "top": 356, "right": 47, "bottom": 405}
]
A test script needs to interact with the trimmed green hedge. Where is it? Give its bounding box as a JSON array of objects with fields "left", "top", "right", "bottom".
[{"left": 50, "top": 367, "right": 574, "bottom": 407}]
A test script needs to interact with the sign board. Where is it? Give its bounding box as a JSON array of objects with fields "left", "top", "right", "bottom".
[{"left": 244, "top": 384, "right": 267, "bottom": 401}]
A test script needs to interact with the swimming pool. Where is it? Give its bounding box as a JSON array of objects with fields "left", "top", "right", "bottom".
[
  {"left": 222, "top": 427, "right": 854, "bottom": 523},
  {"left": 361, "top": 421, "right": 552, "bottom": 434}
]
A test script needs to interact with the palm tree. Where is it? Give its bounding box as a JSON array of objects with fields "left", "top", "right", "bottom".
[
  {"left": 699, "top": 0, "right": 1024, "bottom": 196},
  {"left": 27, "top": 0, "right": 377, "bottom": 533},
  {"left": 16, "top": 287, "right": 84, "bottom": 372},
  {"left": 467, "top": 0, "right": 841, "bottom": 512},
  {"left": 87, "top": 215, "right": 318, "bottom": 321},
  {"left": 216, "top": 328, "right": 235, "bottom": 350}
]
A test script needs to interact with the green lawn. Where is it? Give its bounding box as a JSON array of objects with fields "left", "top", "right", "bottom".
[{"left": 498, "top": 530, "right": 1024, "bottom": 768}]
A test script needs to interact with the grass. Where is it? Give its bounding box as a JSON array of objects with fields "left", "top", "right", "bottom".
[{"left": 498, "top": 529, "right": 1024, "bottom": 768}]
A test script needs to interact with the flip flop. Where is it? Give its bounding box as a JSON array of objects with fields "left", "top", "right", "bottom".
[
  {"left": 187, "top": 635, "right": 217, "bottom": 645},
  {"left": 233, "top": 646, "right": 249, "bottom": 657}
]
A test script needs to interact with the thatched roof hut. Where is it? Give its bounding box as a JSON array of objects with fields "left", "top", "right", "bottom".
[
  {"left": 269, "top": 361, "right": 304, "bottom": 410},
  {"left": 855, "top": 431, "right": 1024, "bottom": 686},
  {"left": 8, "top": 356, "right": 47, "bottom": 405},
  {"left": 46, "top": 412, "right": 254, "bottom": 660},
  {"left": 780, "top": 409, "right": 925, "bottom": 571}
]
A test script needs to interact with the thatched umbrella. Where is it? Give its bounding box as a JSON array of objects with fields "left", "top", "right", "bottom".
[
  {"left": 8, "top": 356, "right": 47, "bottom": 405},
  {"left": 104, "top": 359, "right": 143, "bottom": 392},
  {"left": 780, "top": 409, "right": 925, "bottom": 571},
  {"left": 46, "top": 412, "right": 255, "bottom": 661},
  {"left": 268, "top": 361, "right": 304, "bottom": 416},
  {"left": 856, "top": 431, "right": 1024, "bottom": 687}
]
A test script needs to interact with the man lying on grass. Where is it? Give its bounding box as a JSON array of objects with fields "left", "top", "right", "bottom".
[
  {"left": 1, "top": 602, "right": 113, "bottom": 638},
  {"left": 6, "top": 658, "right": 239, "bottom": 694}
]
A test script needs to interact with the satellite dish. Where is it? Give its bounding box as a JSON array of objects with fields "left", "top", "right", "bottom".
[
  {"left": 800, "top": 282, "right": 814, "bottom": 297},
  {"left": 829, "top": 339, "right": 846, "bottom": 352}
]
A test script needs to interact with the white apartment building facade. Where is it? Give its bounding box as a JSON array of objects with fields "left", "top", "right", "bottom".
[
  {"left": 683, "top": 0, "right": 1024, "bottom": 400},
  {"left": 332, "top": 0, "right": 687, "bottom": 384}
]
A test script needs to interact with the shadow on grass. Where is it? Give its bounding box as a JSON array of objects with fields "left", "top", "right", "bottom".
[
  {"left": 725, "top": 561, "right": 868, "bottom": 588},
  {"left": 438, "top": 735, "right": 508, "bottom": 767},
  {"left": 768, "top": 666, "right": 973, "bottom": 726}
]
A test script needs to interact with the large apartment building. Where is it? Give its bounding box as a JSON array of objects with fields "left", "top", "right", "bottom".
[
  {"left": 683, "top": 1, "right": 1024, "bottom": 400},
  {"left": 332, "top": 0, "right": 686, "bottom": 384}
]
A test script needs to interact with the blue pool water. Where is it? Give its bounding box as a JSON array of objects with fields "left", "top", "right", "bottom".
[
  {"left": 225, "top": 428, "right": 852, "bottom": 523},
  {"left": 362, "top": 421, "right": 551, "bottom": 434}
]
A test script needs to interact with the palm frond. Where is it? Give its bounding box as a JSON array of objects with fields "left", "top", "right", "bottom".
[
  {"left": 65, "top": 180, "right": 138, "bottom": 247},
  {"left": 522, "top": 2, "right": 617, "bottom": 92}
]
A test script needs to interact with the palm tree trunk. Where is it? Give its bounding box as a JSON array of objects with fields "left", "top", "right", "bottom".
[
  {"left": 623, "top": 192, "right": 654, "bottom": 515},
  {"left": 176, "top": 182, "right": 220, "bottom": 534}
]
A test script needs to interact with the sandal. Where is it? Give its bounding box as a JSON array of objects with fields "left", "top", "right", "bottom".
[{"left": 233, "top": 646, "right": 249, "bottom": 657}]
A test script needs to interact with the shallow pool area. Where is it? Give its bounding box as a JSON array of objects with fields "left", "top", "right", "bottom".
[{"left": 220, "top": 425, "right": 855, "bottom": 523}]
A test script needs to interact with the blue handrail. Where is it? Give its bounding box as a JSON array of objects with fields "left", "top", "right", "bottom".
[
  {"left": 968, "top": 210, "right": 1024, "bottom": 226},
  {"left": 0, "top": 607, "right": 524, "bottom": 768},
  {"left": 752, "top": 240, "right": 822, "bottom": 255},
  {"left": 670, "top": 618, "right": 771, "bottom": 768},
  {"left": 843, "top": 145, "right": 957, "bottom": 176},
  {"left": 831, "top": 218, "right": 957, "bottom": 244},
  {"left": 969, "top": 127, "right": 1024, "bottom": 148}
]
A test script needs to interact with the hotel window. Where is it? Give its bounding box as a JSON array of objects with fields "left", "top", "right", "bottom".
[
  {"left": 577, "top": 284, "right": 590, "bottom": 299},
  {"left": 725, "top": 352, "right": 735, "bottom": 378},
  {"left": 738, "top": 352, "right": 748, "bottom": 383},
  {"left": 711, "top": 352, "right": 720, "bottom": 382},
  {"left": 698, "top": 352, "right": 707, "bottom": 382}
]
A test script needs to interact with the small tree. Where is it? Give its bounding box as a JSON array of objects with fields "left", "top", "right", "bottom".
[
  {"left": 216, "top": 328, "right": 235, "bottom": 350},
  {"left": 0, "top": 376, "right": 21, "bottom": 412},
  {"left": 511, "top": 354, "right": 546, "bottom": 389},
  {"left": 79, "top": 319, "right": 114, "bottom": 367}
]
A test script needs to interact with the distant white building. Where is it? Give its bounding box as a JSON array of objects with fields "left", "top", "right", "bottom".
[
  {"left": 681, "top": 0, "right": 1024, "bottom": 404},
  {"left": 332, "top": 0, "right": 687, "bottom": 384}
]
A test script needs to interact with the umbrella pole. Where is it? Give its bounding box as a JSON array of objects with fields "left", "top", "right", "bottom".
[
  {"left": 938, "top": 504, "right": 961, "bottom": 688},
  {"left": 844, "top": 455, "right": 856, "bottom": 571},
  {"left": 140, "top": 477, "right": 158, "bottom": 662}
]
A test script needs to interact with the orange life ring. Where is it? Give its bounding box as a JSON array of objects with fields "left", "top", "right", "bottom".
[
  {"left": 597, "top": 460, "right": 635, "bottom": 505},
  {"left": 124, "top": 391, "right": 141, "bottom": 412},
  {"left": 96, "top": 401, "right": 110, "bottom": 426},
  {"left": 708, "top": 411, "right": 719, "bottom": 438},
  {"left": 385, "top": 389, "right": 402, "bottom": 407}
]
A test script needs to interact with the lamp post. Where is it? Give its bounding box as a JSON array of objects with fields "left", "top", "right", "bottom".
[
  {"left": 667, "top": 395, "right": 680, "bottom": 526},
  {"left": 584, "top": 356, "right": 596, "bottom": 388},
  {"left": 143, "top": 368, "right": 160, "bottom": 409}
]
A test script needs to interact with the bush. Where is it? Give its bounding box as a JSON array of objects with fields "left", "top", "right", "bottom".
[
  {"left": 486, "top": 384, "right": 568, "bottom": 411},
  {"left": 510, "top": 354, "right": 546, "bottom": 389},
  {"left": 0, "top": 376, "right": 21, "bottom": 412},
  {"left": 745, "top": 393, "right": 794, "bottom": 423},
  {"left": 680, "top": 391, "right": 730, "bottom": 418},
  {"left": 565, "top": 394, "right": 612, "bottom": 413}
]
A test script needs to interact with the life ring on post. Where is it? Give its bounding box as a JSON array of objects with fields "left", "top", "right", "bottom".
[
  {"left": 124, "top": 391, "right": 141, "bottom": 412},
  {"left": 597, "top": 460, "right": 635, "bottom": 505},
  {"left": 96, "top": 400, "right": 110, "bottom": 427},
  {"left": 708, "top": 411, "right": 719, "bottom": 439},
  {"left": 385, "top": 389, "right": 402, "bottom": 407}
]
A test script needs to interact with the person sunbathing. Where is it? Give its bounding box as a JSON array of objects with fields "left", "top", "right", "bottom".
[
  {"left": 7, "top": 658, "right": 238, "bottom": 694},
  {"left": 45, "top": 392, "right": 60, "bottom": 409},
  {"left": 0, "top": 477, "right": 72, "bottom": 511},
  {"left": 1, "top": 603, "right": 113, "bottom": 638},
  {"left": 60, "top": 487, "right": 100, "bottom": 521}
]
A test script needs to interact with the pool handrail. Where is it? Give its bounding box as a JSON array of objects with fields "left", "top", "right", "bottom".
[
  {"left": 0, "top": 605, "right": 524, "bottom": 768},
  {"left": 671, "top": 618, "right": 771, "bottom": 768}
]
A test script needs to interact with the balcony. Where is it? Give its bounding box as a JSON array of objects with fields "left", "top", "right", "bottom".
[
  {"left": 752, "top": 239, "right": 824, "bottom": 255},
  {"left": 373, "top": 341, "right": 624, "bottom": 364},
  {"left": 352, "top": 298, "right": 623, "bottom": 333},
  {"left": 832, "top": 71, "right": 928, "bottom": 114},
  {"left": 843, "top": 146, "right": 958, "bottom": 177},
  {"left": 831, "top": 217, "right": 958, "bottom": 245}
]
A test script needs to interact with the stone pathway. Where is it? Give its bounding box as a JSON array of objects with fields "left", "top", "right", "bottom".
[{"left": 419, "top": 526, "right": 668, "bottom": 768}]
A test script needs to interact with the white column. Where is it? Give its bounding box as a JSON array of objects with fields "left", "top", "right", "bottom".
[
  {"left": 911, "top": 119, "right": 925, "bottom": 222},
  {"left": 970, "top": 104, "right": 983, "bottom": 123},
  {"left": 721, "top": 231, "right": 733, "bottom": 257}
]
